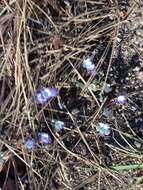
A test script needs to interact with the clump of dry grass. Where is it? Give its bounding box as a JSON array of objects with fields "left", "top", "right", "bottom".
[{"left": 0, "top": 0, "right": 143, "bottom": 189}]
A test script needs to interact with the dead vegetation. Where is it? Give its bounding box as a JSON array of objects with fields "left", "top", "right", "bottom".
[{"left": 0, "top": 0, "right": 143, "bottom": 189}]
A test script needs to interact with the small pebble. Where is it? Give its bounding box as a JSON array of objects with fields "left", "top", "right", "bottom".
[
  {"left": 25, "top": 139, "right": 36, "bottom": 150},
  {"left": 96, "top": 122, "right": 111, "bottom": 137},
  {"left": 38, "top": 132, "right": 52, "bottom": 145}
]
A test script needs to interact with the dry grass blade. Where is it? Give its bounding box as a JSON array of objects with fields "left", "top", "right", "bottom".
[{"left": 0, "top": 0, "right": 143, "bottom": 189}]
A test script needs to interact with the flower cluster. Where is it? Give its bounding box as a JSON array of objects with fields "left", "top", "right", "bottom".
[
  {"left": 25, "top": 132, "right": 52, "bottom": 151},
  {"left": 29, "top": 60, "right": 129, "bottom": 149}
]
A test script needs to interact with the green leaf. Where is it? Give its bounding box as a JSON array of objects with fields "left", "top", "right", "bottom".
[
  {"left": 88, "top": 83, "right": 97, "bottom": 92},
  {"left": 110, "top": 164, "right": 143, "bottom": 171}
]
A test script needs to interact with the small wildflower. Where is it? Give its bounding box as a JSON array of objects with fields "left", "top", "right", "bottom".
[
  {"left": 104, "top": 83, "right": 112, "bottom": 93},
  {"left": 34, "top": 87, "right": 58, "bottom": 104},
  {"left": 115, "top": 95, "right": 127, "bottom": 105},
  {"left": 96, "top": 122, "right": 111, "bottom": 137},
  {"left": 25, "top": 138, "right": 35, "bottom": 150},
  {"left": 103, "top": 107, "right": 113, "bottom": 118},
  {"left": 38, "top": 132, "right": 52, "bottom": 145},
  {"left": 82, "top": 57, "right": 96, "bottom": 74},
  {"left": 53, "top": 120, "right": 65, "bottom": 132}
]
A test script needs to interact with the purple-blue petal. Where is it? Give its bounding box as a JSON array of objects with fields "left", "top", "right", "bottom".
[
  {"left": 116, "top": 95, "right": 127, "bottom": 105},
  {"left": 34, "top": 87, "right": 58, "bottom": 104},
  {"left": 82, "top": 57, "right": 96, "bottom": 74},
  {"left": 38, "top": 132, "right": 52, "bottom": 145},
  {"left": 54, "top": 120, "right": 64, "bottom": 132},
  {"left": 25, "top": 138, "right": 35, "bottom": 150}
]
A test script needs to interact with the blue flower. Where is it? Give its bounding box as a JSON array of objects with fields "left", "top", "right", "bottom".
[
  {"left": 53, "top": 120, "right": 64, "bottom": 132},
  {"left": 82, "top": 57, "right": 96, "bottom": 74},
  {"left": 115, "top": 95, "right": 127, "bottom": 105},
  {"left": 38, "top": 132, "right": 52, "bottom": 145},
  {"left": 34, "top": 87, "right": 58, "bottom": 104},
  {"left": 25, "top": 138, "right": 35, "bottom": 150},
  {"left": 96, "top": 122, "right": 111, "bottom": 137}
]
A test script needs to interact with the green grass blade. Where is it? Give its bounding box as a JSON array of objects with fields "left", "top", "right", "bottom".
[{"left": 110, "top": 164, "right": 143, "bottom": 171}]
